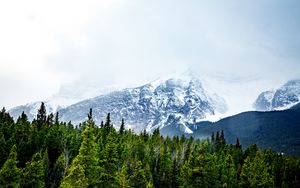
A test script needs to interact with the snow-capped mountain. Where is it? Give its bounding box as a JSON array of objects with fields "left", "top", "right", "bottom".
[
  {"left": 9, "top": 77, "right": 228, "bottom": 134},
  {"left": 59, "top": 77, "right": 227, "bottom": 134},
  {"left": 254, "top": 79, "right": 300, "bottom": 111}
]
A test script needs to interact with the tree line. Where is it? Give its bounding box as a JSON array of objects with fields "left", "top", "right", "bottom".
[{"left": 0, "top": 102, "right": 299, "bottom": 187}]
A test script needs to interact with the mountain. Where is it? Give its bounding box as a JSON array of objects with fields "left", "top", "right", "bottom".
[
  {"left": 190, "top": 106, "right": 300, "bottom": 156},
  {"left": 8, "top": 83, "right": 115, "bottom": 121},
  {"left": 57, "top": 78, "right": 227, "bottom": 133},
  {"left": 254, "top": 79, "right": 300, "bottom": 111}
]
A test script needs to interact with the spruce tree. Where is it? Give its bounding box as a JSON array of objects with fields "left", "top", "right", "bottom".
[
  {"left": 116, "top": 164, "right": 130, "bottom": 188},
  {"left": 37, "top": 102, "right": 47, "bottom": 125},
  {"left": 22, "top": 152, "right": 45, "bottom": 188},
  {"left": 129, "top": 160, "right": 147, "bottom": 188},
  {"left": 0, "top": 145, "right": 21, "bottom": 188},
  {"left": 100, "top": 131, "right": 119, "bottom": 187},
  {"left": 61, "top": 126, "right": 100, "bottom": 187},
  {"left": 119, "top": 118, "right": 125, "bottom": 135},
  {"left": 60, "top": 164, "right": 88, "bottom": 188},
  {"left": 240, "top": 151, "right": 274, "bottom": 187}
]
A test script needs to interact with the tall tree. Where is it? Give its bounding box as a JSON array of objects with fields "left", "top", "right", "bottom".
[
  {"left": 240, "top": 151, "right": 274, "bottom": 187},
  {"left": 37, "top": 102, "right": 47, "bottom": 126},
  {"left": 0, "top": 145, "right": 21, "bottom": 188},
  {"left": 60, "top": 164, "right": 88, "bottom": 188},
  {"left": 61, "top": 126, "right": 100, "bottom": 187},
  {"left": 119, "top": 119, "right": 125, "bottom": 135},
  {"left": 100, "top": 131, "right": 119, "bottom": 187},
  {"left": 21, "top": 152, "right": 45, "bottom": 188}
]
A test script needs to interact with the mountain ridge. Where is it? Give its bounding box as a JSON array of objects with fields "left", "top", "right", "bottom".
[{"left": 9, "top": 77, "right": 228, "bottom": 134}]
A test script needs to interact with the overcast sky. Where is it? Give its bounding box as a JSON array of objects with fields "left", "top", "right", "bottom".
[{"left": 1, "top": 0, "right": 300, "bottom": 113}]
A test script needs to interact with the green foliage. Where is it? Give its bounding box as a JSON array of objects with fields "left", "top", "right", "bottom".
[
  {"left": 21, "top": 152, "right": 45, "bottom": 188},
  {"left": 0, "top": 145, "right": 21, "bottom": 188},
  {"left": 0, "top": 105, "right": 300, "bottom": 187},
  {"left": 60, "top": 164, "right": 88, "bottom": 188},
  {"left": 240, "top": 151, "right": 274, "bottom": 187},
  {"left": 62, "top": 125, "right": 100, "bottom": 187}
]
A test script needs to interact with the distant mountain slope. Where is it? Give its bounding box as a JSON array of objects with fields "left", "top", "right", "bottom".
[
  {"left": 254, "top": 79, "right": 300, "bottom": 111},
  {"left": 190, "top": 107, "right": 300, "bottom": 156},
  {"left": 59, "top": 78, "right": 227, "bottom": 133}
]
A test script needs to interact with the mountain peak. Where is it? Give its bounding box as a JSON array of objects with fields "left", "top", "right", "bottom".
[
  {"left": 254, "top": 79, "right": 300, "bottom": 111},
  {"left": 9, "top": 76, "right": 228, "bottom": 135}
]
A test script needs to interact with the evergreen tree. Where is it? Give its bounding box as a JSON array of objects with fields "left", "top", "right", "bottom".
[
  {"left": 22, "top": 152, "right": 45, "bottom": 188},
  {"left": 0, "top": 132, "right": 6, "bottom": 167},
  {"left": 220, "top": 130, "right": 226, "bottom": 148},
  {"left": 171, "top": 157, "right": 179, "bottom": 188},
  {"left": 157, "top": 146, "right": 172, "bottom": 187},
  {"left": 47, "top": 113, "right": 55, "bottom": 126},
  {"left": 37, "top": 102, "right": 47, "bottom": 125},
  {"left": 129, "top": 160, "right": 147, "bottom": 188},
  {"left": 55, "top": 112, "right": 59, "bottom": 125},
  {"left": 116, "top": 164, "right": 130, "bottom": 188},
  {"left": 240, "top": 151, "right": 274, "bottom": 187},
  {"left": 100, "top": 131, "right": 119, "bottom": 187},
  {"left": 61, "top": 126, "right": 100, "bottom": 187},
  {"left": 0, "top": 145, "right": 21, "bottom": 188},
  {"left": 60, "top": 164, "right": 88, "bottom": 188},
  {"left": 220, "top": 154, "right": 237, "bottom": 187},
  {"left": 211, "top": 132, "right": 215, "bottom": 144},
  {"left": 119, "top": 118, "right": 125, "bottom": 135}
]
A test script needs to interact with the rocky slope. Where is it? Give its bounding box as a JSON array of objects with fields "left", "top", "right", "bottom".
[{"left": 254, "top": 79, "right": 300, "bottom": 111}]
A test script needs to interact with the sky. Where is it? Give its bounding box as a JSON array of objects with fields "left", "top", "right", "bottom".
[{"left": 1, "top": 0, "right": 300, "bottom": 114}]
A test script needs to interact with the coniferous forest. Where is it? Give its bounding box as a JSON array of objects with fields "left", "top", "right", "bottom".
[{"left": 0, "top": 102, "right": 300, "bottom": 188}]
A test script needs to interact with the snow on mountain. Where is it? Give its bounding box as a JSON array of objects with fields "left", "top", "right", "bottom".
[
  {"left": 59, "top": 77, "right": 227, "bottom": 134},
  {"left": 8, "top": 77, "right": 228, "bottom": 135},
  {"left": 254, "top": 79, "right": 300, "bottom": 111}
]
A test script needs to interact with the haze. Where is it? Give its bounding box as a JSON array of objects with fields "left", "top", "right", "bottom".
[{"left": 1, "top": 0, "right": 300, "bottom": 115}]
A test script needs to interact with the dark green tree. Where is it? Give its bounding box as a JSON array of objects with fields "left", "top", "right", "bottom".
[
  {"left": 37, "top": 102, "right": 47, "bottom": 126},
  {"left": 0, "top": 145, "right": 21, "bottom": 188},
  {"left": 119, "top": 118, "right": 125, "bottom": 135}
]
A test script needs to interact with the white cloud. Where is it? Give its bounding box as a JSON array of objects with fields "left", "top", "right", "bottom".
[{"left": 1, "top": 0, "right": 300, "bottom": 112}]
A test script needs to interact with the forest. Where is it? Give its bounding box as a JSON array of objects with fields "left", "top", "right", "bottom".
[{"left": 0, "top": 102, "right": 300, "bottom": 188}]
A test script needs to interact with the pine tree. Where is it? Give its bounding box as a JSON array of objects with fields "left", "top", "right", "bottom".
[
  {"left": 15, "top": 112, "right": 32, "bottom": 167},
  {"left": 157, "top": 146, "right": 172, "bottom": 187},
  {"left": 116, "top": 164, "right": 130, "bottom": 188},
  {"left": 220, "top": 130, "right": 226, "bottom": 148},
  {"left": 129, "top": 160, "right": 147, "bottom": 188},
  {"left": 37, "top": 102, "right": 47, "bottom": 125},
  {"left": 0, "top": 132, "right": 6, "bottom": 167},
  {"left": 87, "top": 108, "right": 95, "bottom": 127},
  {"left": 55, "top": 112, "right": 59, "bottom": 125},
  {"left": 220, "top": 154, "right": 237, "bottom": 187},
  {"left": 61, "top": 126, "right": 100, "bottom": 187},
  {"left": 100, "top": 131, "right": 119, "bottom": 187},
  {"left": 0, "top": 145, "right": 21, "bottom": 188},
  {"left": 60, "top": 164, "right": 88, "bottom": 188},
  {"left": 211, "top": 132, "right": 215, "bottom": 143},
  {"left": 119, "top": 118, "right": 125, "bottom": 135},
  {"left": 171, "top": 157, "right": 179, "bottom": 188},
  {"left": 240, "top": 151, "right": 274, "bottom": 187},
  {"left": 22, "top": 152, "right": 45, "bottom": 188}
]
